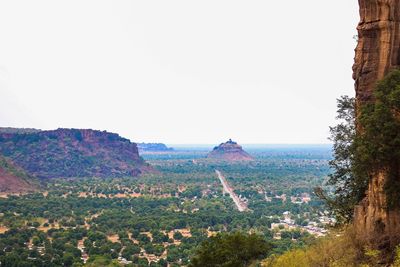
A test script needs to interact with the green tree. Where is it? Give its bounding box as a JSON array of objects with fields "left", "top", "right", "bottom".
[
  {"left": 189, "top": 232, "right": 271, "bottom": 267},
  {"left": 315, "top": 95, "right": 365, "bottom": 222},
  {"left": 318, "top": 69, "right": 400, "bottom": 221},
  {"left": 173, "top": 231, "right": 183, "bottom": 241},
  {"left": 356, "top": 70, "right": 400, "bottom": 209},
  {"left": 86, "top": 255, "right": 121, "bottom": 267}
]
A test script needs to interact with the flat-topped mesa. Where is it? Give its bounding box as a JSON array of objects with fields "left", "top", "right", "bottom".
[
  {"left": 353, "top": 0, "right": 400, "bottom": 247},
  {"left": 207, "top": 139, "right": 254, "bottom": 161},
  {"left": 137, "top": 143, "right": 174, "bottom": 152},
  {"left": 0, "top": 128, "right": 152, "bottom": 179}
]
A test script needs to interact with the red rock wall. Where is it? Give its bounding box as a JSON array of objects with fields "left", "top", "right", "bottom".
[
  {"left": 353, "top": 0, "right": 400, "bottom": 103},
  {"left": 353, "top": 0, "right": 400, "bottom": 246}
]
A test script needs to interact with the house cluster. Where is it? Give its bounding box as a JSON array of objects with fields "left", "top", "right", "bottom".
[
  {"left": 270, "top": 211, "right": 333, "bottom": 239},
  {"left": 265, "top": 192, "right": 311, "bottom": 204},
  {"left": 290, "top": 193, "right": 311, "bottom": 204}
]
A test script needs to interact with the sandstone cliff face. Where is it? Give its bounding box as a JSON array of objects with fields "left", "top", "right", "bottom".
[
  {"left": 353, "top": 0, "right": 400, "bottom": 103},
  {"left": 207, "top": 139, "right": 254, "bottom": 161},
  {"left": 353, "top": 0, "right": 400, "bottom": 245}
]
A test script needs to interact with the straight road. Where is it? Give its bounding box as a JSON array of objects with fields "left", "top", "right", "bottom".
[{"left": 215, "top": 170, "right": 248, "bottom": 212}]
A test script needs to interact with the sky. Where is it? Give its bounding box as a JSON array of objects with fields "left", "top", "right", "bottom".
[{"left": 0, "top": 1, "right": 359, "bottom": 144}]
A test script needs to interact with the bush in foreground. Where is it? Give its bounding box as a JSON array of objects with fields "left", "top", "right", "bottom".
[
  {"left": 189, "top": 232, "right": 271, "bottom": 267},
  {"left": 262, "top": 227, "right": 400, "bottom": 267}
]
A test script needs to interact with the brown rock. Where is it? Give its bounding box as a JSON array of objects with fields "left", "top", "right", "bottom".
[
  {"left": 353, "top": 0, "right": 400, "bottom": 103},
  {"left": 353, "top": 0, "right": 400, "bottom": 248}
]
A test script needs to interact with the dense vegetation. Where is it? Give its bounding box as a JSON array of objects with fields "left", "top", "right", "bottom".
[
  {"left": 315, "top": 96, "right": 361, "bottom": 222},
  {"left": 318, "top": 70, "right": 400, "bottom": 223},
  {"left": 355, "top": 70, "right": 400, "bottom": 209},
  {"left": 190, "top": 232, "right": 271, "bottom": 267},
  {"left": 0, "top": 148, "right": 331, "bottom": 266}
]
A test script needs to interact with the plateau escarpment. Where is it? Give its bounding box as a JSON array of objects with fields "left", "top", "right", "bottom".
[
  {"left": 353, "top": 0, "right": 400, "bottom": 247},
  {"left": 207, "top": 139, "right": 253, "bottom": 161},
  {"left": 0, "top": 128, "right": 151, "bottom": 179}
]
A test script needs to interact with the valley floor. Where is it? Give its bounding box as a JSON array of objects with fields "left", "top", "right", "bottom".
[{"left": 0, "top": 147, "right": 333, "bottom": 266}]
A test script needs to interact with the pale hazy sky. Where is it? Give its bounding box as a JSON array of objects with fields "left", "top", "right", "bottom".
[{"left": 0, "top": 1, "right": 359, "bottom": 144}]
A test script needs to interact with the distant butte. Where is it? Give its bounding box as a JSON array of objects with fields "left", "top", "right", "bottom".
[{"left": 207, "top": 139, "right": 254, "bottom": 161}]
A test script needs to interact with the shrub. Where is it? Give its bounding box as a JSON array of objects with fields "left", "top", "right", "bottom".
[{"left": 189, "top": 232, "right": 271, "bottom": 267}]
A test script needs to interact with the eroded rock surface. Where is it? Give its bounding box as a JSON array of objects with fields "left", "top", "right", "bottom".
[
  {"left": 353, "top": 0, "right": 400, "bottom": 103},
  {"left": 353, "top": 0, "right": 400, "bottom": 246}
]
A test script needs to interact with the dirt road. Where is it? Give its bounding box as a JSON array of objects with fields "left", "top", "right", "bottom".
[{"left": 215, "top": 170, "right": 248, "bottom": 212}]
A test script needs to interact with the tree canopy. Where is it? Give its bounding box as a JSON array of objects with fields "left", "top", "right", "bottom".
[{"left": 189, "top": 232, "right": 271, "bottom": 267}]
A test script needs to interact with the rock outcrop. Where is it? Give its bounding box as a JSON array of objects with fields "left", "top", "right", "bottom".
[
  {"left": 353, "top": 0, "right": 400, "bottom": 103},
  {"left": 353, "top": 0, "right": 400, "bottom": 246},
  {"left": 207, "top": 139, "right": 253, "bottom": 161},
  {"left": 0, "top": 155, "right": 38, "bottom": 193},
  {"left": 0, "top": 128, "right": 151, "bottom": 179}
]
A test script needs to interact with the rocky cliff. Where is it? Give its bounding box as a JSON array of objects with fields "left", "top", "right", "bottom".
[
  {"left": 0, "top": 128, "right": 151, "bottom": 179},
  {"left": 353, "top": 0, "right": 400, "bottom": 103},
  {"left": 207, "top": 139, "right": 253, "bottom": 161},
  {"left": 353, "top": 0, "right": 400, "bottom": 246}
]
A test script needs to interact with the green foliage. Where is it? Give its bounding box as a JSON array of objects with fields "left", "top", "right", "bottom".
[
  {"left": 189, "top": 232, "right": 271, "bottom": 267},
  {"left": 355, "top": 70, "right": 400, "bottom": 209},
  {"left": 86, "top": 255, "right": 121, "bottom": 266},
  {"left": 319, "top": 70, "right": 400, "bottom": 220},
  {"left": 0, "top": 148, "right": 330, "bottom": 266},
  {"left": 173, "top": 231, "right": 183, "bottom": 240},
  {"left": 316, "top": 96, "right": 365, "bottom": 222}
]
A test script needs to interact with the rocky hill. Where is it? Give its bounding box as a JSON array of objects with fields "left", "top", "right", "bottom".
[
  {"left": 0, "top": 128, "right": 151, "bottom": 179},
  {"left": 207, "top": 139, "right": 253, "bottom": 161},
  {"left": 137, "top": 143, "right": 174, "bottom": 152},
  {"left": 0, "top": 155, "right": 38, "bottom": 193}
]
